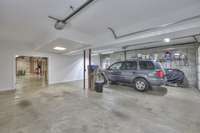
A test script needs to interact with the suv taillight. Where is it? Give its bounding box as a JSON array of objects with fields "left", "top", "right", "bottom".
[{"left": 155, "top": 70, "right": 165, "bottom": 78}]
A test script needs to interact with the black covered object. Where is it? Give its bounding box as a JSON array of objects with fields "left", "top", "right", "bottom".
[
  {"left": 165, "top": 69, "right": 185, "bottom": 84},
  {"left": 88, "top": 65, "right": 98, "bottom": 72},
  {"left": 95, "top": 81, "right": 104, "bottom": 93}
]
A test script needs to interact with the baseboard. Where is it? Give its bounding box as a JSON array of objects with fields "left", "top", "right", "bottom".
[
  {"left": 49, "top": 79, "right": 84, "bottom": 85},
  {"left": 0, "top": 88, "right": 16, "bottom": 92}
]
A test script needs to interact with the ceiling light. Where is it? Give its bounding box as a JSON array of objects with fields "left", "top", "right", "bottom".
[
  {"left": 174, "top": 53, "right": 180, "bottom": 56},
  {"left": 164, "top": 48, "right": 176, "bottom": 51},
  {"left": 92, "top": 53, "right": 98, "bottom": 56},
  {"left": 54, "top": 47, "right": 66, "bottom": 51},
  {"left": 164, "top": 38, "right": 171, "bottom": 43},
  {"left": 93, "top": 49, "right": 116, "bottom": 55},
  {"left": 101, "top": 51, "right": 114, "bottom": 55}
]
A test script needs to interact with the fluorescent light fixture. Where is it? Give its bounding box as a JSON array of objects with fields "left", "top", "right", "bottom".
[
  {"left": 101, "top": 51, "right": 114, "bottom": 55},
  {"left": 54, "top": 46, "right": 66, "bottom": 51},
  {"left": 93, "top": 49, "right": 115, "bottom": 55},
  {"left": 92, "top": 53, "right": 98, "bottom": 56},
  {"left": 164, "top": 48, "right": 176, "bottom": 51},
  {"left": 164, "top": 38, "right": 171, "bottom": 43},
  {"left": 65, "top": 49, "right": 82, "bottom": 56},
  {"left": 174, "top": 53, "right": 180, "bottom": 56}
]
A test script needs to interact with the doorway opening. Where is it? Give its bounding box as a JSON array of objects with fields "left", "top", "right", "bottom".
[{"left": 15, "top": 56, "right": 48, "bottom": 93}]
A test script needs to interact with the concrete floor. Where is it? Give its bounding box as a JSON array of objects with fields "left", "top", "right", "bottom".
[{"left": 0, "top": 76, "right": 200, "bottom": 133}]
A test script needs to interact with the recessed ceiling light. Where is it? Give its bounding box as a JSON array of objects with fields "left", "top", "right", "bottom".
[
  {"left": 164, "top": 38, "right": 171, "bottom": 43},
  {"left": 54, "top": 47, "right": 66, "bottom": 51}
]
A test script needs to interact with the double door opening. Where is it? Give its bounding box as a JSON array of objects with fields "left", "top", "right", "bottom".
[{"left": 15, "top": 56, "right": 48, "bottom": 92}]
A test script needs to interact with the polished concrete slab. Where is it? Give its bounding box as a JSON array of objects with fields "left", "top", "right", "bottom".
[{"left": 0, "top": 77, "right": 200, "bottom": 133}]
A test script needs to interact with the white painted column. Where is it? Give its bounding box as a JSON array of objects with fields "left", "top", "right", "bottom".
[{"left": 198, "top": 46, "right": 200, "bottom": 90}]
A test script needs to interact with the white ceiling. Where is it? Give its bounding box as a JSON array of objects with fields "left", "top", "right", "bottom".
[
  {"left": 38, "top": 38, "right": 90, "bottom": 54},
  {"left": 0, "top": 0, "right": 200, "bottom": 55},
  {"left": 72, "top": 0, "right": 200, "bottom": 35}
]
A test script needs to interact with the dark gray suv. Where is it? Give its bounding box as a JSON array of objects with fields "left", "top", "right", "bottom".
[{"left": 105, "top": 60, "right": 166, "bottom": 91}]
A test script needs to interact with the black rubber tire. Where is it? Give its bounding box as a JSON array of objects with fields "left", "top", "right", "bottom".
[{"left": 134, "top": 78, "right": 149, "bottom": 92}]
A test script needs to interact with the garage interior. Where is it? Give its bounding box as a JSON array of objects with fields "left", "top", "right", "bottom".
[{"left": 1, "top": 0, "right": 200, "bottom": 133}]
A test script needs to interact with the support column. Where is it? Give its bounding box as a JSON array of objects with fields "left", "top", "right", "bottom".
[
  {"left": 123, "top": 47, "right": 127, "bottom": 61},
  {"left": 88, "top": 49, "right": 92, "bottom": 90},
  {"left": 124, "top": 50, "right": 127, "bottom": 61},
  {"left": 198, "top": 46, "right": 200, "bottom": 90},
  {"left": 83, "top": 50, "right": 86, "bottom": 89},
  {"left": 30, "top": 57, "right": 34, "bottom": 74}
]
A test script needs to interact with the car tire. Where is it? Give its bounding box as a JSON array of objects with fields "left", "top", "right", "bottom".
[{"left": 134, "top": 78, "right": 149, "bottom": 92}]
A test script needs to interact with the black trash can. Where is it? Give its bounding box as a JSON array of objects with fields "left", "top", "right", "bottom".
[{"left": 95, "top": 81, "right": 104, "bottom": 93}]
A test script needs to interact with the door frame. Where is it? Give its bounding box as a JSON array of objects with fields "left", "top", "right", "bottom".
[{"left": 13, "top": 55, "right": 50, "bottom": 90}]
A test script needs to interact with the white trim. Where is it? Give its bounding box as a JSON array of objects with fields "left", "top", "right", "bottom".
[
  {"left": 0, "top": 88, "right": 16, "bottom": 92},
  {"left": 49, "top": 79, "right": 83, "bottom": 85}
]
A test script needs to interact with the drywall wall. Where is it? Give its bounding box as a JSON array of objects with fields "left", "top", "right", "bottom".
[
  {"left": 0, "top": 45, "right": 14, "bottom": 91},
  {"left": 0, "top": 42, "right": 100, "bottom": 91},
  {"left": 198, "top": 46, "right": 200, "bottom": 90},
  {"left": 49, "top": 54, "right": 100, "bottom": 84},
  {"left": 49, "top": 54, "right": 84, "bottom": 84},
  {"left": 0, "top": 42, "right": 30, "bottom": 91}
]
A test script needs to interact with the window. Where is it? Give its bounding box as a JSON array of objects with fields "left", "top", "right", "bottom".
[
  {"left": 139, "top": 61, "right": 154, "bottom": 70},
  {"left": 121, "top": 61, "right": 137, "bottom": 70},
  {"left": 109, "top": 62, "right": 122, "bottom": 70}
]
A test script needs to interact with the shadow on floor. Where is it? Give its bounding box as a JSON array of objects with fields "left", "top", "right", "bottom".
[
  {"left": 146, "top": 87, "right": 168, "bottom": 96},
  {"left": 106, "top": 83, "right": 168, "bottom": 96}
]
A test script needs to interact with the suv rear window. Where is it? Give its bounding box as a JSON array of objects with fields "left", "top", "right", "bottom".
[{"left": 139, "top": 61, "right": 154, "bottom": 70}]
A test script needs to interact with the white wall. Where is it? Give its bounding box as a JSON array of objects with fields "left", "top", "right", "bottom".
[
  {"left": 0, "top": 42, "right": 100, "bottom": 91},
  {"left": 0, "top": 42, "right": 32, "bottom": 91},
  {"left": 0, "top": 45, "right": 14, "bottom": 91},
  {"left": 48, "top": 54, "right": 100, "bottom": 84},
  {"left": 49, "top": 55, "right": 84, "bottom": 84},
  {"left": 198, "top": 46, "right": 200, "bottom": 90}
]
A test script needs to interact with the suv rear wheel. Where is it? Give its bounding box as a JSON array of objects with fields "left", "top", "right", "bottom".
[{"left": 134, "top": 78, "right": 149, "bottom": 92}]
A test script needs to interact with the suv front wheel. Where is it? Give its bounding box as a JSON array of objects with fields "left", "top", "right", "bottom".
[{"left": 134, "top": 78, "right": 149, "bottom": 92}]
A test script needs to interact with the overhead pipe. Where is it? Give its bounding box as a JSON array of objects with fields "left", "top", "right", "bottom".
[
  {"left": 63, "top": 0, "right": 95, "bottom": 22},
  {"left": 49, "top": 0, "right": 95, "bottom": 30},
  {"left": 108, "top": 14, "right": 200, "bottom": 39}
]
